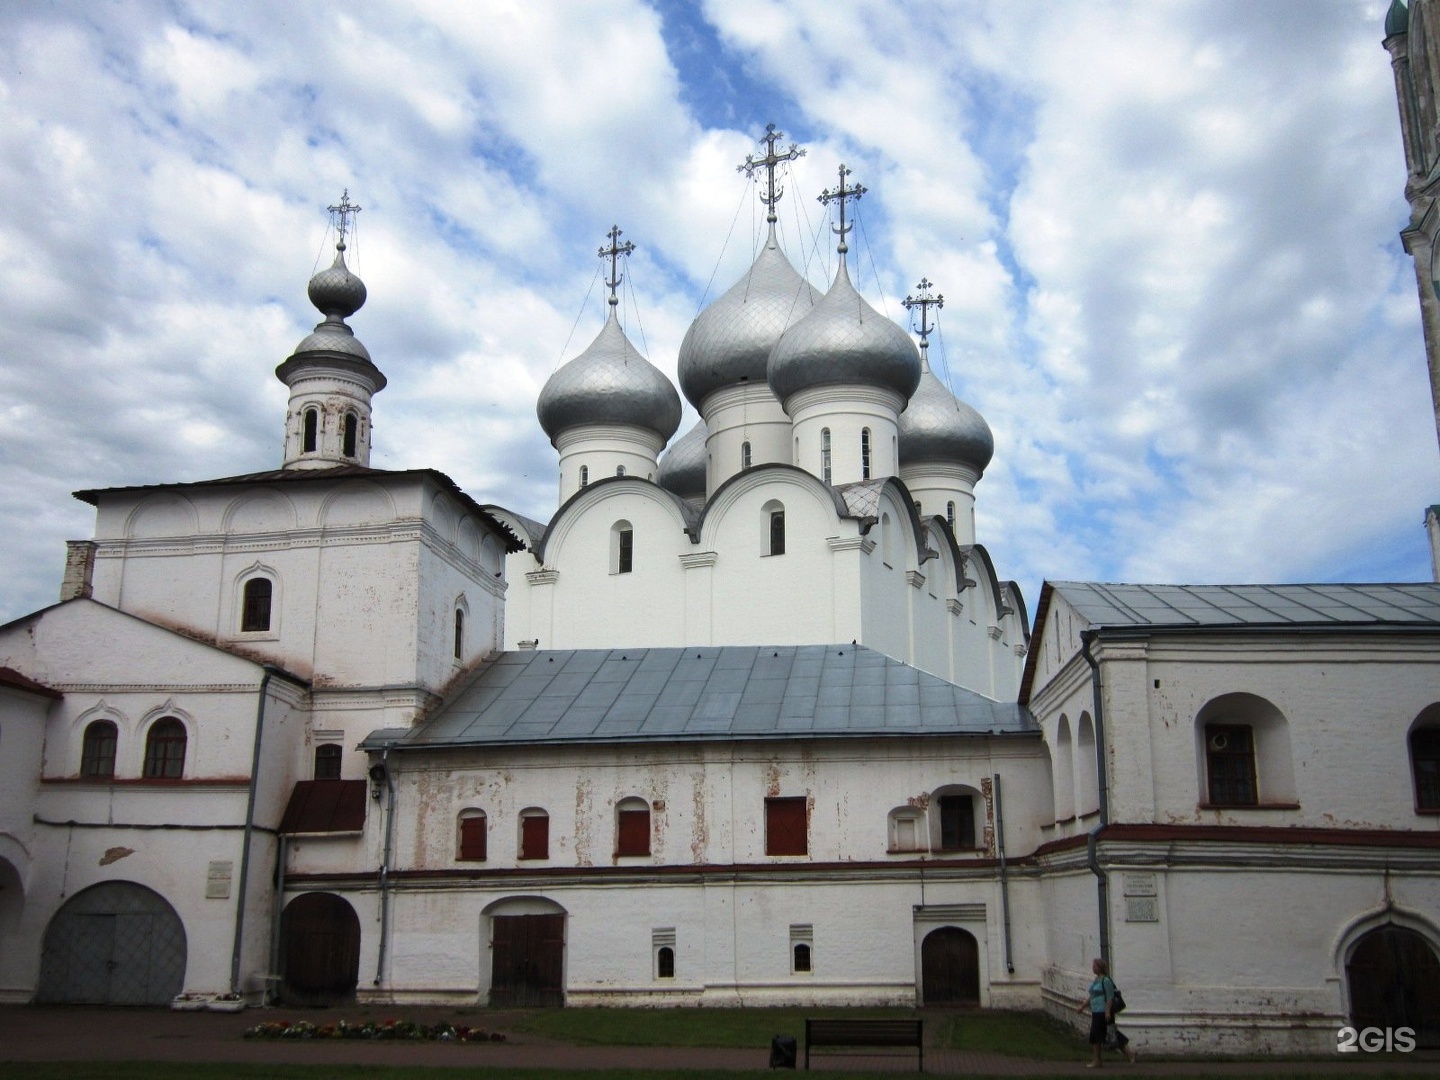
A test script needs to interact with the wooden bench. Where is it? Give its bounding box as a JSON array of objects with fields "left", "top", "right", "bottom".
[{"left": 803, "top": 1017, "right": 923, "bottom": 1071}]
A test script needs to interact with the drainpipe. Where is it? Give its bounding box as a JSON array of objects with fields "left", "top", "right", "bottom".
[
  {"left": 268, "top": 834, "right": 288, "bottom": 1004},
  {"left": 231, "top": 669, "right": 273, "bottom": 994},
  {"left": 993, "top": 772, "right": 1015, "bottom": 974},
  {"left": 1080, "top": 631, "right": 1110, "bottom": 967},
  {"left": 373, "top": 749, "right": 397, "bottom": 987}
]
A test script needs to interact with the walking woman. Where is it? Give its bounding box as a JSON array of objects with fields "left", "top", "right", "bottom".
[{"left": 1076, "top": 957, "right": 1136, "bottom": 1067}]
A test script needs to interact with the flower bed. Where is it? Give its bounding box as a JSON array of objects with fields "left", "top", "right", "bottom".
[{"left": 243, "top": 1019, "right": 506, "bottom": 1042}]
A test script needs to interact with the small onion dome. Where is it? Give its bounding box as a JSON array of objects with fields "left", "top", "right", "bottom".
[
  {"left": 767, "top": 259, "right": 921, "bottom": 405},
  {"left": 279, "top": 248, "right": 384, "bottom": 387},
  {"left": 1386, "top": 0, "right": 1409, "bottom": 37},
  {"left": 657, "top": 418, "right": 707, "bottom": 500},
  {"left": 677, "top": 233, "right": 819, "bottom": 410},
  {"left": 899, "top": 365, "right": 994, "bottom": 475},
  {"left": 537, "top": 312, "right": 682, "bottom": 444}
]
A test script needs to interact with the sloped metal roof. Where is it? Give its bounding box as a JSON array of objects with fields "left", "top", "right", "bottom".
[
  {"left": 387, "top": 644, "right": 1034, "bottom": 749},
  {"left": 1050, "top": 581, "right": 1440, "bottom": 629}
]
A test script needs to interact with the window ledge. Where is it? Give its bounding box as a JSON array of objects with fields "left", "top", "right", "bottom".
[
  {"left": 1413, "top": 807, "right": 1440, "bottom": 815},
  {"left": 43, "top": 776, "right": 249, "bottom": 787},
  {"left": 886, "top": 847, "right": 926, "bottom": 855},
  {"left": 1197, "top": 802, "right": 1300, "bottom": 811},
  {"left": 1053, "top": 814, "right": 1077, "bottom": 825}
]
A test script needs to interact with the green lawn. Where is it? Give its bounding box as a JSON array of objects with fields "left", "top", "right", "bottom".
[{"left": 506, "top": 1003, "right": 909, "bottom": 1047}]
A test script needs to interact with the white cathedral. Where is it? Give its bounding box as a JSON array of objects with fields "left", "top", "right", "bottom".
[{"left": 3, "top": 26, "right": 1440, "bottom": 1052}]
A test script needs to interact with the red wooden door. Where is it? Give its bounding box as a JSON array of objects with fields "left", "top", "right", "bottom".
[{"left": 490, "top": 914, "right": 565, "bottom": 1007}]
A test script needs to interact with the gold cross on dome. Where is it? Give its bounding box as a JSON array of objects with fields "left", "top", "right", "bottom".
[
  {"left": 817, "top": 164, "right": 866, "bottom": 253},
  {"left": 738, "top": 124, "right": 806, "bottom": 224},
  {"left": 327, "top": 190, "right": 361, "bottom": 251},
  {"left": 599, "top": 225, "right": 636, "bottom": 307}
]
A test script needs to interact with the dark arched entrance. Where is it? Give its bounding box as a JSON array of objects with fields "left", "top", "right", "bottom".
[
  {"left": 921, "top": 926, "right": 980, "bottom": 1005},
  {"left": 37, "top": 881, "right": 187, "bottom": 1004},
  {"left": 1347, "top": 925, "right": 1440, "bottom": 1048},
  {"left": 280, "top": 892, "right": 360, "bottom": 1005}
]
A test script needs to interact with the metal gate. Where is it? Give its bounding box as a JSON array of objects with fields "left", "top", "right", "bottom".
[
  {"left": 280, "top": 892, "right": 360, "bottom": 1005},
  {"left": 1347, "top": 925, "right": 1440, "bottom": 1048},
  {"left": 921, "top": 926, "right": 980, "bottom": 1005},
  {"left": 490, "top": 913, "right": 564, "bottom": 1007},
  {"left": 37, "top": 881, "right": 187, "bottom": 1005}
]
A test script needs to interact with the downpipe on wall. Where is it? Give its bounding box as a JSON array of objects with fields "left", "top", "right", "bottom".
[
  {"left": 993, "top": 772, "right": 1015, "bottom": 974},
  {"left": 1080, "top": 631, "right": 1111, "bottom": 967},
  {"left": 231, "top": 669, "right": 272, "bottom": 995},
  {"left": 374, "top": 748, "right": 397, "bottom": 987}
]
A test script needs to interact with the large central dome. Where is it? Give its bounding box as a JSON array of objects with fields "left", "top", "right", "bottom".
[{"left": 677, "top": 234, "right": 819, "bottom": 410}]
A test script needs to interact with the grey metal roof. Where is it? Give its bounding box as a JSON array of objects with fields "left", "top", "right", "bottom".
[
  {"left": 391, "top": 644, "right": 1034, "bottom": 749},
  {"left": 898, "top": 365, "right": 994, "bottom": 473},
  {"left": 1050, "top": 581, "right": 1440, "bottom": 629},
  {"left": 656, "top": 418, "right": 707, "bottom": 500}
]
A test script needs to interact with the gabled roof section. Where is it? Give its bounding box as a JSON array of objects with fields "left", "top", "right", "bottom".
[
  {"left": 73, "top": 466, "right": 524, "bottom": 552},
  {"left": 393, "top": 644, "right": 1034, "bottom": 750},
  {"left": 1048, "top": 581, "right": 1440, "bottom": 629},
  {"left": 0, "top": 666, "right": 62, "bottom": 699}
]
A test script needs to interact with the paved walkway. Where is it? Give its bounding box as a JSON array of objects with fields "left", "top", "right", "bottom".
[{"left": 1, "top": 1005, "right": 1436, "bottom": 1075}]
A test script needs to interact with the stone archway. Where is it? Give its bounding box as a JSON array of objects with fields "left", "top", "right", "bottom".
[
  {"left": 1346, "top": 924, "right": 1440, "bottom": 1048},
  {"left": 921, "top": 926, "right": 980, "bottom": 1006},
  {"left": 37, "top": 881, "right": 187, "bottom": 1005},
  {"left": 280, "top": 892, "right": 360, "bottom": 1005}
]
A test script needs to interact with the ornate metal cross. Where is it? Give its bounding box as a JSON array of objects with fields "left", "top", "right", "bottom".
[
  {"left": 818, "top": 164, "right": 866, "bottom": 253},
  {"left": 327, "top": 190, "right": 361, "bottom": 250},
  {"left": 599, "top": 225, "right": 636, "bottom": 307},
  {"left": 738, "top": 123, "right": 806, "bottom": 224},
  {"left": 902, "top": 278, "right": 944, "bottom": 347}
]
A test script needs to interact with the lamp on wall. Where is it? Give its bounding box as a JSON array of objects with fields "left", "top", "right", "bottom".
[{"left": 368, "top": 762, "right": 388, "bottom": 801}]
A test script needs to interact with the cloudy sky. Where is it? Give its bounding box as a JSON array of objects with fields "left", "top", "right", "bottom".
[{"left": 1, "top": 0, "right": 1435, "bottom": 624}]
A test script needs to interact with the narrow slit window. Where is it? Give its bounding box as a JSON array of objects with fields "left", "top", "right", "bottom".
[
  {"left": 343, "top": 412, "right": 358, "bottom": 457},
  {"left": 741, "top": 441, "right": 752, "bottom": 470},
  {"left": 580, "top": 465, "right": 589, "bottom": 488},
  {"left": 820, "top": 428, "right": 831, "bottom": 484},
  {"left": 302, "top": 408, "right": 319, "bottom": 453},
  {"left": 617, "top": 528, "right": 633, "bottom": 574},
  {"left": 453, "top": 608, "right": 465, "bottom": 660},
  {"left": 946, "top": 501, "right": 956, "bottom": 530},
  {"left": 769, "top": 509, "right": 785, "bottom": 556},
  {"left": 861, "top": 428, "right": 871, "bottom": 480}
]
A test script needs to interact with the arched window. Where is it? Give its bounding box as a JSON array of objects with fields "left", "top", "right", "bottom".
[
  {"left": 1076, "top": 713, "right": 1099, "bottom": 816},
  {"left": 1196, "top": 693, "right": 1295, "bottom": 807},
  {"left": 458, "top": 809, "right": 487, "bottom": 861},
  {"left": 579, "top": 465, "right": 589, "bottom": 488},
  {"left": 930, "top": 785, "right": 981, "bottom": 851},
  {"left": 612, "top": 521, "right": 634, "bottom": 574},
  {"left": 302, "top": 408, "right": 319, "bottom": 453},
  {"left": 1054, "top": 715, "right": 1075, "bottom": 821},
  {"left": 1413, "top": 723, "right": 1440, "bottom": 811},
  {"left": 616, "top": 797, "right": 651, "bottom": 856},
  {"left": 240, "top": 577, "right": 273, "bottom": 633},
  {"left": 81, "top": 720, "right": 117, "bottom": 778},
  {"left": 314, "top": 742, "right": 342, "bottom": 780},
  {"left": 656, "top": 945, "right": 675, "bottom": 978},
  {"left": 820, "top": 428, "right": 832, "bottom": 484},
  {"left": 791, "top": 924, "right": 814, "bottom": 972},
  {"left": 861, "top": 428, "right": 871, "bottom": 480},
  {"left": 914, "top": 500, "right": 922, "bottom": 517},
  {"left": 143, "top": 718, "right": 186, "bottom": 779},
  {"left": 616, "top": 465, "right": 626, "bottom": 477},
  {"left": 741, "top": 441, "right": 752, "bottom": 470},
  {"left": 763, "top": 500, "right": 786, "bottom": 557},
  {"left": 453, "top": 608, "right": 465, "bottom": 660},
  {"left": 946, "top": 501, "right": 956, "bottom": 530},
  {"left": 342, "top": 412, "right": 358, "bottom": 457},
  {"left": 519, "top": 808, "right": 549, "bottom": 860}
]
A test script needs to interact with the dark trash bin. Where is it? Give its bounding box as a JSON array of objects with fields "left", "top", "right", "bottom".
[{"left": 770, "top": 1033, "right": 798, "bottom": 1068}]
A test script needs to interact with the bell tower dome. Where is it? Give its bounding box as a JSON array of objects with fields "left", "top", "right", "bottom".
[{"left": 276, "top": 192, "right": 387, "bottom": 470}]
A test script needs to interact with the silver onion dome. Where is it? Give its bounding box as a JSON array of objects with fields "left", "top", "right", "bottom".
[
  {"left": 537, "top": 312, "right": 682, "bottom": 444},
  {"left": 677, "top": 233, "right": 819, "bottom": 410},
  {"left": 767, "top": 259, "right": 921, "bottom": 405},
  {"left": 899, "top": 365, "right": 994, "bottom": 474},
  {"left": 278, "top": 246, "right": 384, "bottom": 384},
  {"left": 657, "top": 418, "right": 707, "bottom": 499}
]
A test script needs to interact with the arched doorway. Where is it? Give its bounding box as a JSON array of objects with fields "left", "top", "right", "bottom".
[
  {"left": 485, "top": 897, "right": 566, "bottom": 1007},
  {"left": 1346, "top": 925, "right": 1440, "bottom": 1048},
  {"left": 280, "top": 892, "right": 360, "bottom": 1005},
  {"left": 37, "top": 881, "right": 186, "bottom": 1004},
  {"left": 921, "top": 926, "right": 980, "bottom": 1005}
]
